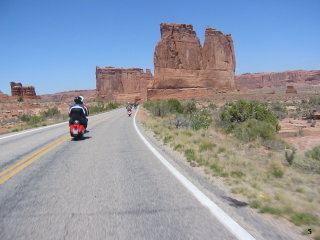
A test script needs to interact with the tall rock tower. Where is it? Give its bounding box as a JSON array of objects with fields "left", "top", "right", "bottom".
[{"left": 148, "top": 23, "right": 236, "bottom": 99}]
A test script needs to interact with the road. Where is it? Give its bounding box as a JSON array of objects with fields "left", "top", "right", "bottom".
[{"left": 0, "top": 108, "right": 303, "bottom": 240}]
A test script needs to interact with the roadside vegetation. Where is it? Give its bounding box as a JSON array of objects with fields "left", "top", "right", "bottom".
[
  {"left": 7, "top": 101, "right": 121, "bottom": 133},
  {"left": 141, "top": 98, "right": 320, "bottom": 239}
]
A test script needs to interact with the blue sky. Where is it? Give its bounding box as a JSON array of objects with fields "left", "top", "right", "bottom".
[{"left": 0, "top": 0, "right": 319, "bottom": 95}]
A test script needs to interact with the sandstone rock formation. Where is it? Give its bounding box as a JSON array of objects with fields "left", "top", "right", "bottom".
[
  {"left": 96, "top": 66, "right": 152, "bottom": 102},
  {"left": 10, "top": 82, "right": 38, "bottom": 98},
  {"left": 286, "top": 86, "right": 297, "bottom": 94},
  {"left": 148, "top": 23, "right": 235, "bottom": 99},
  {"left": 235, "top": 70, "right": 320, "bottom": 90}
]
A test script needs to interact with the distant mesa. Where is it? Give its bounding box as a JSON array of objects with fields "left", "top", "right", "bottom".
[
  {"left": 10, "top": 82, "right": 38, "bottom": 99},
  {"left": 235, "top": 70, "right": 320, "bottom": 90},
  {"left": 96, "top": 23, "right": 236, "bottom": 102},
  {"left": 40, "top": 89, "right": 96, "bottom": 102}
]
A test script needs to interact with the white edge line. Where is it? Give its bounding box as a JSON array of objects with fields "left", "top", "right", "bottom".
[
  {"left": 133, "top": 108, "right": 256, "bottom": 240},
  {"left": 0, "top": 108, "right": 121, "bottom": 141}
]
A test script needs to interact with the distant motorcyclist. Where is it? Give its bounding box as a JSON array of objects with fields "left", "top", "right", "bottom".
[
  {"left": 126, "top": 102, "right": 132, "bottom": 111},
  {"left": 69, "top": 96, "right": 89, "bottom": 128}
]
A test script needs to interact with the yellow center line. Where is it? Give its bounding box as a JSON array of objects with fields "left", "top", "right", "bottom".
[
  {"left": 0, "top": 116, "right": 110, "bottom": 184},
  {"left": 0, "top": 135, "right": 68, "bottom": 177}
]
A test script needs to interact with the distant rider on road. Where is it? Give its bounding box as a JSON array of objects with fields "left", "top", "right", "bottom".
[
  {"left": 126, "top": 102, "right": 132, "bottom": 111},
  {"left": 68, "top": 96, "right": 89, "bottom": 128}
]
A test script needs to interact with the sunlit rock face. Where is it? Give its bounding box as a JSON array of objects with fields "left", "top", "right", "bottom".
[
  {"left": 96, "top": 66, "right": 152, "bottom": 102},
  {"left": 235, "top": 70, "right": 320, "bottom": 90},
  {"left": 10, "top": 82, "right": 37, "bottom": 98},
  {"left": 149, "top": 23, "right": 236, "bottom": 98}
]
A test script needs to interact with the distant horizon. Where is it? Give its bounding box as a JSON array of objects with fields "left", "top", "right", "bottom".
[{"left": 1, "top": 0, "right": 319, "bottom": 95}]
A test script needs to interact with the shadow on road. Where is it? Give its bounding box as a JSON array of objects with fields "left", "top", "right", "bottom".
[{"left": 71, "top": 136, "right": 91, "bottom": 141}]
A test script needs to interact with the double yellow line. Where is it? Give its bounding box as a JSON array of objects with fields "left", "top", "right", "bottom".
[
  {"left": 0, "top": 116, "right": 110, "bottom": 184},
  {"left": 0, "top": 135, "right": 70, "bottom": 184}
]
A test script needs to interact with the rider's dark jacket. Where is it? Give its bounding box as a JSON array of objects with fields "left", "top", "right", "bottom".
[{"left": 68, "top": 104, "right": 89, "bottom": 127}]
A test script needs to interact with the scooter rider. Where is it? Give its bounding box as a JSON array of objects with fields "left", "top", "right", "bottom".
[{"left": 69, "top": 96, "right": 89, "bottom": 128}]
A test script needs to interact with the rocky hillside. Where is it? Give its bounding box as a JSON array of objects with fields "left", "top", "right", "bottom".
[{"left": 40, "top": 89, "right": 97, "bottom": 102}]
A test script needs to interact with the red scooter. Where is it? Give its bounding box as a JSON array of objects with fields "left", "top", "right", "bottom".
[
  {"left": 127, "top": 109, "right": 132, "bottom": 117},
  {"left": 69, "top": 120, "right": 85, "bottom": 138}
]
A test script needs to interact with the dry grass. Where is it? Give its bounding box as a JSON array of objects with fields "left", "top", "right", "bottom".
[{"left": 139, "top": 107, "right": 320, "bottom": 239}]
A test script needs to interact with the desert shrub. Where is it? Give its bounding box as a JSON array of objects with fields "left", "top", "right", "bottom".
[
  {"left": 233, "top": 119, "right": 277, "bottom": 142},
  {"left": 40, "top": 107, "right": 60, "bottom": 118},
  {"left": 184, "top": 100, "right": 197, "bottom": 115},
  {"left": 219, "top": 100, "right": 280, "bottom": 132},
  {"left": 270, "top": 102, "right": 288, "bottom": 119},
  {"left": 290, "top": 212, "right": 319, "bottom": 226},
  {"left": 285, "top": 148, "right": 296, "bottom": 166},
  {"left": 143, "top": 100, "right": 155, "bottom": 111},
  {"left": 19, "top": 114, "right": 31, "bottom": 122},
  {"left": 208, "top": 103, "right": 217, "bottom": 110},
  {"left": 260, "top": 206, "right": 283, "bottom": 216},
  {"left": 167, "top": 99, "right": 184, "bottom": 114},
  {"left": 269, "top": 163, "right": 284, "bottom": 178},
  {"left": 163, "top": 135, "right": 173, "bottom": 144},
  {"left": 231, "top": 171, "right": 246, "bottom": 178},
  {"left": 174, "top": 144, "right": 184, "bottom": 151},
  {"left": 263, "top": 139, "right": 287, "bottom": 150},
  {"left": 149, "top": 100, "right": 169, "bottom": 117},
  {"left": 308, "top": 97, "right": 320, "bottom": 105},
  {"left": 17, "top": 96, "right": 23, "bottom": 102},
  {"left": 170, "top": 114, "right": 191, "bottom": 129},
  {"left": 184, "top": 149, "right": 196, "bottom": 162},
  {"left": 305, "top": 145, "right": 320, "bottom": 161},
  {"left": 199, "top": 141, "right": 216, "bottom": 152},
  {"left": 249, "top": 200, "right": 262, "bottom": 209},
  {"left": 190, "top": 109, "right": 212, "bottom": 130},
  {"left": 107, "top": 102, "right": 119, "bottom": 110}
]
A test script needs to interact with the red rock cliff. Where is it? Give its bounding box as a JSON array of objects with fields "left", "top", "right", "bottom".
[
  {"left": 235, "top": 70, "right": 320, "bottom": 89},
  {"left": 96, "top": 66, "right": 152, "bottom": 102},
  {"left": 149, "top": 23, "right": 235, "bottom": 95},
  {"left": 10, "top": 82, "right": 37, "bottom": 98}
]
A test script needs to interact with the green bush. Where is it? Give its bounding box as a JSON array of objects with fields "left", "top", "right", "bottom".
[
  {"left": 145, "top": 100, "right": 169, "bottom": 117},
  {"left": 184, "top": 100, "right": 197, "bottom": 115},
  {"left": 290, "top": 212, "right": 319, "bottom": 226},
  {"left": 19, "top": 114, "right": 31, "bottom": 122},
  {"left": 285, "top": 148, "right": 296, "bottom": 166},
  {"left": 107, "top": 102, "right": 119, "bottom": 110},
  {"left": 184, "top": 149, "right": 196, "bottom": 162},
  {"left": 260, "top": 206, "right": 283, "bottom": 216},
  {"left": 19, "top": 114, "right": 44, "bottom": 126},
  {"left": 308, "top": 97, "right": 320, "bottom": 105},
  {"left": 305, "top": 145, "right": 320, "bottom": 161},
  {"left": 219, "top": 100, "right": 280, "bottom": 132},
  {"left": 270, "top": 102, "right": 288, "bottom": 119},
  {"left": 190, "top": 109, "right": 212, "bottom": 131},
  {"left": 167, "top": 99, "right": 184, "bottom": 114},
  {"left": 40, "top": 107, "right": 60, "bottom": 118},
  {"left": 199, "top": 141, "right": 216, "bottom": 152},
  {"left": 233, "top": 119, "right": 277, "bottom": 142}
]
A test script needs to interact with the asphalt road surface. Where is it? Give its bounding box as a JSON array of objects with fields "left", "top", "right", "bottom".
[{"left": 0, "top": 108, "right": 303, "bottom": 240}]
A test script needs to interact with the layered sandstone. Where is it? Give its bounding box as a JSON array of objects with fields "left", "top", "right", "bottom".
[
  {"left": 148, "top": 23, "right": 235, "bottom": 99},
  {"left": 10, "top": 82, "right": 38, "bottom": 98},
  {"left": 96, "top": 66, "right": 152, "bottom": 102},
  {"left": 235, "top": 70, "right": 320, "bottom": 90}
]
